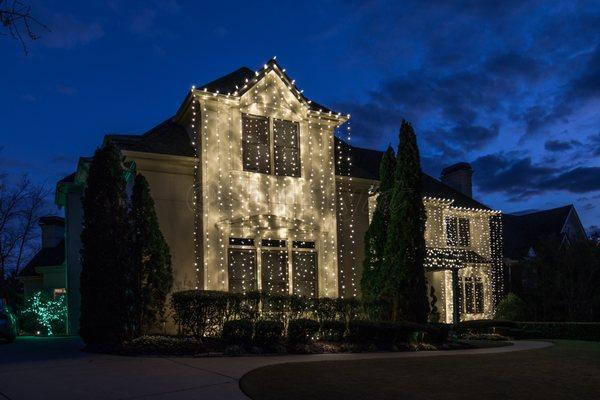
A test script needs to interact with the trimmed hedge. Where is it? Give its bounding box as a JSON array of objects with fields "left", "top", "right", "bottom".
[
  {"left": 255, "top": 320, "right": 284, "bottom": 345},
  {"left": 222, "top": 319, "right": 253, "bottom": 345},
  {"left": 458, "top": 319, "right": 600, "bottom": 341},
  {"left": 288, "top": 318, "right": 320, "bottom": 344},
  {"left": 171, "top": 290, "right": 451, "bottom": 345},
  {"left": 517, "top": 322, "right": 600, "bottom": 341},
  {"left": 346, "top": 320, "right": 434, "bottom": 347}
]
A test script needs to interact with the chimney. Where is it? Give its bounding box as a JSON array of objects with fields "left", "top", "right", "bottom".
[
  {"left": 39, "top": 216, "right": 65, "bottom": 248},
  {"left": 441, "top": 162, "right": 473, "bottom": 198}
]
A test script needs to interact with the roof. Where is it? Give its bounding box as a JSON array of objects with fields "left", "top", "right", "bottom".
[
  {"left": 503, "top": 205, "right": 574, "bottom": 259},
  {"left": 105, "top": 118, "right": 195, "bottom": 158},
  {"left": 18, "top": 240, "right": 65, "bottom": 278},
  {"left": 195, "top": 59, "right": 336, "bottom": 114},
  {"left": 334, "top": 138, "right": 493, "bottom": 210}
]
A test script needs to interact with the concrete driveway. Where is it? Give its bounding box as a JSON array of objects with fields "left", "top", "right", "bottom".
[{"left": 0, "top": 337, "right": 551, "bottom": 399}]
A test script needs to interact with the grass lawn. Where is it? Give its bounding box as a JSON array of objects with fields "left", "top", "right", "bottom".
[{"left": 240, "top": 340, "right": 600, "bottom": 400}]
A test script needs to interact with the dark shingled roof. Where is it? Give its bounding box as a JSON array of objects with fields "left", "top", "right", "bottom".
[
  {"left": 503, "top": 205, "right": 574, "bottom": 259},
  {"left": 18, "top": 239, "right": 65, "bottom": 278},
  {"left": 196, "top": 60, "right": 335, "bottom": 114},
  {"left": 334, "top": 138, "right": 492, "bottom": 210},
  {"left": 101, "top": 117, "right": 492, "bottom": 212},
  {"left": 105, "top": 118, "right": 195, "bottom": 157}
]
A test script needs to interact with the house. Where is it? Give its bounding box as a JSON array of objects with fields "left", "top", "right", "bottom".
[
  {"left": 18, "top": 216, "right": 67, "bottom": 300},
  {"left": 49, "top": 59, "right": 503, "bottom": 334},
  {"left": 502, "top": 204, "right": 587, "bottom": 293}
]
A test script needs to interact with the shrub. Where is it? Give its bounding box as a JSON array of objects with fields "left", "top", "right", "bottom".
[
  {"left": 288, "top": 318, "right": 320, "bottom": 344},
  {"left": 171, "top": 290, "right": 229, "bottom": 338},
  {"left": 222, "top": 319, "right": 253, "bottom": 345},
  {"left": 458, "top": 319, "right": 518, "bottom": 334},
  {"left": 122, "top": 335, "right": 206, "bottom": 355},
  {"left": 495, "top": 293, "right": 528, "bottom": 321},
  {"left": 254, "top": 320, "right": 284, "bottom": 345},
  {"left": 517, "top": 322, "right": 600, "bottom": 341},
  {"left": 319, "top": 320, "right": 346, "bottom": 341},
  {"left": 315, "top": 298, "right": 340, "bottom": 323},
  {"left": 20, "top": 292, "right": 67, "bottom": 336},
  {"left": 423, "top": 323, "right": 451, "bottom": 344},
  {"left": 347, "top": 320, "right": 432, "bottom": 348}
]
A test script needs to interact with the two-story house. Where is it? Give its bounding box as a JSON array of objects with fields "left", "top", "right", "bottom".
[{"left": 42, "top": 59, "right": 503, "bottom": 333}]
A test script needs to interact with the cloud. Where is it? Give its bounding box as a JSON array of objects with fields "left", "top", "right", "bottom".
[
  {"left": 589, "top": 133, "right": 600, "bottom": 156},
  {"left": 472, "top": 152, "right": 600, "bottom": 198},
  {"left": 43, "top": 14, "right": 104, "bottom": 49},
  {"left": 20, "top": 93, "right": 36, "bottom": 102},
  {"left": 544, "top": 139, "right": 581, "bottom": 152}
]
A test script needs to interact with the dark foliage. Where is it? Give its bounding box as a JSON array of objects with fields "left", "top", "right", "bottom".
[
  {"left": 79, "top": 142, "right": 131, "bottom": 346},
  {"left": 171, "top": 290, "right": 230, "bottom": 338},
  {"left": 319, "top": 319, "right": 346, "bottom": 341},
  {"left": 517, "top": 322, "right": 600, "bottom": 341},
  {"left": 288, "top": 318, "right": 320, "bottom": 344},
  {"left": 254, "top": 319, "right": 284, "bottom": 345},
  {"left": 130, "top": 173, "right": 173, "bottom": 334},
  {"left": 361, "top": 146, "right": 396, "bottom": 302},
  {"left": 509, "top": 236, "right": 600, "bottom": 321},
  {"left": 222, "top": 318, "right": 253, "bottom": 345},
  {"left": 122, "top": 335, "right": 206, "bottom": 355},
  {"left": 381, "top": 121, "right": 429, "bottom": 322},
  {"left": 495, "top": 292, "right": 528, "bottom": 321}
]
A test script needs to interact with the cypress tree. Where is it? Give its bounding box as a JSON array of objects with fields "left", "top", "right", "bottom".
[
  {"left": 381, "top": 121, "right": 429, "bottom": 322},
  {"left": 361, "top": 146, "right": 396, "bottom": 302},
  {"left": 130, "top": 173, "right": 173, "bottom": 334},
  {"left": 80, "top": 142, "right": 130, "bottom": 346}
]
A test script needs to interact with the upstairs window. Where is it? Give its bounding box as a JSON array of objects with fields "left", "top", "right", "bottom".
[
  {"left": 446, "top": 217, "right": 470, "bottom": 247},
  {"left": 273, "top": 119, "right": 300, "bottom": 177},
  {"left": 242, "top": 114, "right": 301, "bottom": 177},
  {"left": 242, "top": 114, "right": 271, "bottom": 174}
]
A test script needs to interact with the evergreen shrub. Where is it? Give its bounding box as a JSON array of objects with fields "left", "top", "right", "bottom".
[
  {"left": 254, "top": 320, "right": 284, "bottom": 345},
  {"left": 287, "top": 318, "right": 319, "bottom": 344},
  {"left": 222, "top": 319, "right": 253, "bottom": 345}
]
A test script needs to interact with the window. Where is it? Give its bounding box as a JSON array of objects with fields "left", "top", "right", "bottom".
[
  {"left": 446, "top": 217, "right": 470, "bottom": 247},
  {"left": 227, "top": 237, "right": 317, "bottom": 296},
  {"left": 242, "top": 114, "right": 301, "bottom": 177},
  {"left": 242, "top": 114, "right": 271, "bottom": 174},
  {"left": 273, "top": 119, "right": 300, "bottom": 177},
  {"left": 228, "top": 248, "right": 257, "bottom": 293},
  {"left": 292, "top": 251, "right": 317, "bottom": 297},
  {"left": 261, "top": 249, "right": 289, "bottom": 294},
  {"left": 460, "top": 276, "right": 484, "bottom": 314}
]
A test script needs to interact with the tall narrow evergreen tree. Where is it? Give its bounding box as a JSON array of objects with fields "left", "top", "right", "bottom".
[
  {"left": 80, "top": 142, "right": 130, "bottom": 346},
  {"left": 381, "top": 121, "right": 429, "bottom": 322},
  {"left": 361, "top": 146, "right": 396, "bottom": 301},
  {"left": 130, "top": 173, "right": 173, "bottom": 334}
]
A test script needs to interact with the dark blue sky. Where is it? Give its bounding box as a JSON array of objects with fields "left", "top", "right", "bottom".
[{"left": 2, "top": 0, "right": 599, "bottom": 231}]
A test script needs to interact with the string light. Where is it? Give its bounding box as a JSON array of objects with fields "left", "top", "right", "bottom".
[{"left": 188, "top": 58, "right": 503, "bottom": 323}]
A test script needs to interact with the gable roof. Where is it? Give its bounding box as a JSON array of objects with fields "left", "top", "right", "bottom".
[
  {"left": 195, "top": 59, "right": 337, "bottom": 114},
  {"left": 334, "top": 138, "right": 493, "bottom": 210},
  {"left": 503, "top": 205, "right": 575, "bottom": 259},
  {"left": 18, "top": 239, "right": 65, "bottom": 278},
  {"left": 105, "top": 118, "right": 195, "bottom": 158}
]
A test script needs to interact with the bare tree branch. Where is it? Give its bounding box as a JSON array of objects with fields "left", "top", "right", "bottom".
[{"left": 1, "top": 0, "right": 49, "bottom": 54}]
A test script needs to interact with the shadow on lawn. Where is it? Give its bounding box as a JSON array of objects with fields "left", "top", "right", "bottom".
[{"left": 240, "top": 340, "right": 600, "bottom": 400}]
